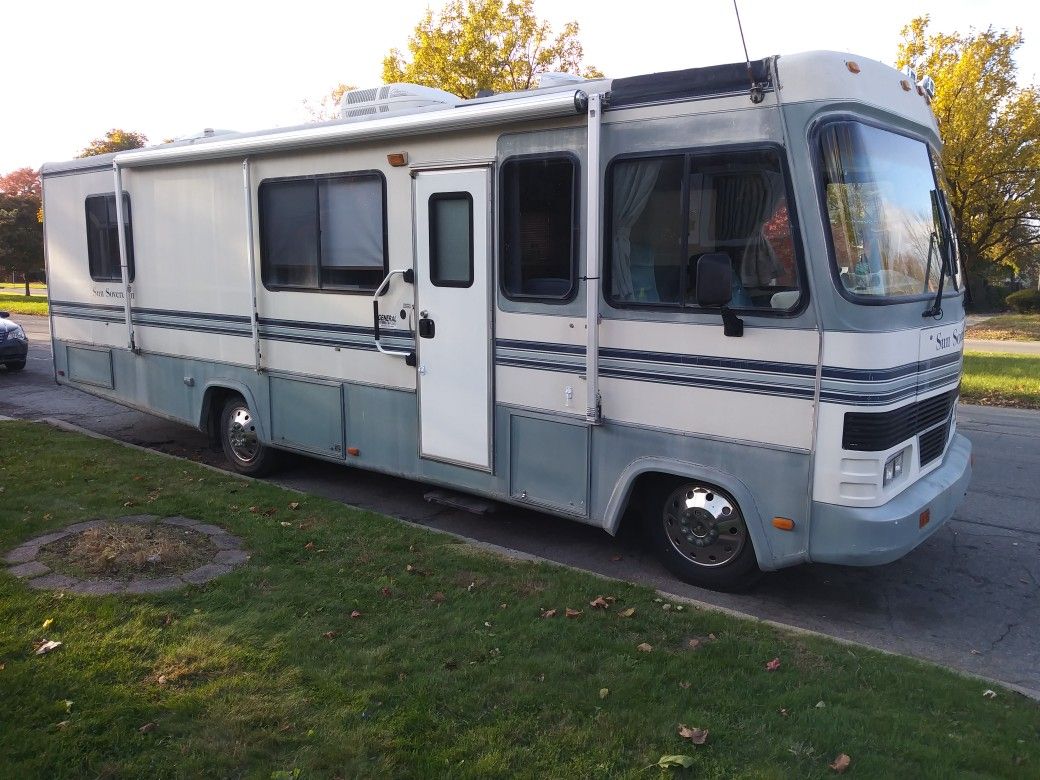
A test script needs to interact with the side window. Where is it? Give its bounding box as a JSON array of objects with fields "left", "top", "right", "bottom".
[
  {"left": 85, "top": 193, "right": 134, "bottom": 282},
  {"left": 500, "top": 156, "right": 578, "bottom": 301},
  {"left": 608, "top": 148, "right": 802, "bottom": 312},
  {"left": 259, "top": 172, "right": 387, "bottom": 292},
  {"left": 429, "top": 192, "right": 473, "bottom": 287}
]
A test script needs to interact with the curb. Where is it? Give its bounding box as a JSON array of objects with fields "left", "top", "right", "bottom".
[{"left": 14, "top": 415, "right": 1040, "bottom": 702}]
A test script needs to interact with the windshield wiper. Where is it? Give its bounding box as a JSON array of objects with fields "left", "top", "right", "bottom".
[{"left": 923, "top": 192, "right": 952, "bottom": 318}]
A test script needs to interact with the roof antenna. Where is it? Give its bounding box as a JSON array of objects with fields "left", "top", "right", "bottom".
[{"left": 732, "top": 0, "right": 764, "bottom": 103}]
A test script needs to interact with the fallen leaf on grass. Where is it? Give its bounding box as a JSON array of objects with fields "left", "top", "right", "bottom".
[
  {"left": 815, "top": 701, "right": 826, "bottom": 708},
  {"left": 41, "top": 618, "right": 54, "bottom": 631},
  {"left": 687, "top": 639, "right": 702, "bottom": 650},
  {"left": 288, "top": 502, "right": 300, "bottom": 511},
  {"left": 304, "top": 542, "right": 315, "bottom": 551},
  {"left": 279, "top": 522, "right": 292, "bottom": 527},
  {"left": 249, "top": 506, "right": 260, "bottom": 513},
  {"left": 679, "top": 681, "right": 691, "bottom": 690},
  {"left": 540, "top": 608, "right": 557, "bottom": 619},
  {"left": 678, "top": 724, "right": 709, "bottom": 745},
  {"left": 157, "top": 675, "right": 168, "bottom": 686},
  {"left": 138, "top": 722, "right": 157, "bottom": 734},
  {"left": 610, "top": 554, "right": 623, "bottom": 562},
  {"left": 565, "top": 608, "right": 583, "bottom": 619},
  {"left": 55, "top": 720, "right": 70, "bottom": 730},
  {"left": 619, "top": 607, "right": 636, "bottom": 618},
  {"left": 656, "top": 755, "right": 695, "bottom": 769},
  {"left": 322, "top": 631, "right": 339, "bottom": 640},
  {"left": 350, "top": 610, "right": 362, "bottom": 619},
  {"left": 380, "top": 587, "right": 392, "bottom": 598},
  {"left": 829, "top": 753, "right": 851, "bottom": 773},
  {"left": 636, "top": 642, "right": 653, "bottom": 653},
  {"left": 35, "top": 640, "right": 62, "bottom": 656},
  {"left": 431, "top": 592, "right": 446, "bottom": 604},
  {"left": 765, "top": 657, "right": 781, "bottom": 672},
  {"left": 262, "top": 507, "right": 278, "bottom": 517},
  {"left": 406, "top": 564, "right": 427, "bottom": 575},
  {"left": 589, "top": 596, "right": 613, "bottom": 609},
  {"left": 983, "top": 689, "right": 997, "bottom": 699},
  {"left": 779, "top": 707, "right": 789, "bottom": 717},
  {"left": 599, "top": 688, "right": 610, "bottom": 699}
]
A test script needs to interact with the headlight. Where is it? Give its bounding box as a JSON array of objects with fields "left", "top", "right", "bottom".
[
  {"left": 883, "top": 449, "right": 906, "bottom": 486},
  {"left": 11, "top": 325, "right": 26, "bottom": 340}
]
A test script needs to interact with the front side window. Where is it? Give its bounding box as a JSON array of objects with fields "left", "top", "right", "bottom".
[
  {"left": 500, "top": 156, "right": 578, "bottom": 301},
  {"left": 260, "top": 172, "right": 387, "bottom": 292},
  {"left": 608, "top": 148, "right": 801, "bottom": 311},
  {"left": 820, "top": 121, "right": 955, "bottom": 300},
  {"left": 85, "top": 193, "right": 134, "bottom": 282}
]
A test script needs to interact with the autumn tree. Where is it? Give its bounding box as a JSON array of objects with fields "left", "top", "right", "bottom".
[
  {"left": 0, "top": 168, "right": 44, "bottom": 296},
  {"left": 305, "top": 82, "right": 356, "bottom": 122},
  {"left": 383, "top": 0, "right": 602, "bottom": 99},
  {"left": 78, "top": 129, "right": 148, "bottom": 158},
  {"left": 897, "top": 17, "right": 1040, "bottom": 295}
]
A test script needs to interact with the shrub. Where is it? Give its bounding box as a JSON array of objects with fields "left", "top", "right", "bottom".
[{"left": 1006, "top": 288, "right": 1040, "bottom": 313}]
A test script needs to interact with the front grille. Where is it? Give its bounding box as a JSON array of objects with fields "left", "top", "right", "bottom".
[
  {"left": 842, "top": 389, "right": 957, "bottom": 451},
  {"left": 918, "top": 422, "right": 950, "bottom": 467}
]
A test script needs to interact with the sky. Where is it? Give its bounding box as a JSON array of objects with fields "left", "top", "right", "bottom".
[{"left": 3, "top": 0, "right": 1038, "bottom": 173}]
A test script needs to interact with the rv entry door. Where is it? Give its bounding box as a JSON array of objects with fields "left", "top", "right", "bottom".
[{"left": 413, "top": 168, "right": 492, "bottom": 470}]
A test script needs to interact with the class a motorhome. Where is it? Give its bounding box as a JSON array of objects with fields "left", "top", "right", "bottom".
[{"left": 41, "top": 52, "right": 971, "bottom": 590}]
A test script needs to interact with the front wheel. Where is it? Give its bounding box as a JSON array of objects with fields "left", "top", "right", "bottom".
[
  {"left": 219, "top": 397, "right": 279, "bottom": 476},
  {"left": 3, "top": 360, "right": 26, "bottom": 371},
  {"left": 646, "top": 479, "right": 761, "bottom": 592}
]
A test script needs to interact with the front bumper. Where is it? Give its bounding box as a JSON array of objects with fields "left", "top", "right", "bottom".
[
  {"left": 809, "top": 433, "right": 972, "bottom": 566},
  {"left": 0, "top": 338, "right": 28, "bottom": 362}
]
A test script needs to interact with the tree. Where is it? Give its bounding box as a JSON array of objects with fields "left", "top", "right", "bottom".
[
  {"left": 0, "top": 196, "right": 44, "bottom": 297},
  {"left": 305, "top": 82, "right": 356, "bottom": 122},
  {"left": 897, "top": 17, "right": 1040, "bottom": 295},
  {"left": 383, "top": 0, "right": 602, "bottom": 99},
  {"left": 78, "top": 129, "right": 148, "bottom": 158},
  {"left": 0, "top": 168, "right": 43, "bottom": 296},
  {"left": 0, "top": 168, "right": 41, "bottom": 200}
]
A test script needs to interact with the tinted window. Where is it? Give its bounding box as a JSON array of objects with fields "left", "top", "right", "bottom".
[
  {"left": 85, "top": 193, "right": 134, "bottom": 282},
  {"left": 501, "top": 157, "right": 577, "bottom": 300},
  {"left": 429, "top": 193, "right": 473, "bottom": 287},
  {"left": 260, "top": 172, "right": 387, "bottom": 291},
  {"left": 608, "top": 149, "right": 801, "bottom": 312}
]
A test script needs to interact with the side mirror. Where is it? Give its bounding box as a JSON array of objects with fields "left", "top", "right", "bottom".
[
  {"left": 695, "top": 254, "right": 743, "bottom": 337},
  {"left": 695, "top": 253, "right": 734, "bottom": 307},
  {"left": 0, "top": 311, "right": 9, "bottom": 319}
]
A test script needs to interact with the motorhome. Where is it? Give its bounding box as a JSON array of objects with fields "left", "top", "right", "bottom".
[{"left": 41, "top": 52, "right": 971, "bottom": 590}]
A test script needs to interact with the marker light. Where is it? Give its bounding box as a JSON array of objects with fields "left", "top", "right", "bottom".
[{"left": 772, "top": 517, "right": 795, "bottom": 531}]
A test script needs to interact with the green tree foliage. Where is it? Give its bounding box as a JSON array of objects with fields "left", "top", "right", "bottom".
[
  {"left": 897, "top": 17, "right": 1040, "bottom": 291},
  {"left": 77, "top": 129, "right": 148, "bottom": 158},
  {"left": 0, "top": 169, "right": 44, "bottom": 296},
  {"left": 383, "top": 0, "right": 602, "bottom": 99}
]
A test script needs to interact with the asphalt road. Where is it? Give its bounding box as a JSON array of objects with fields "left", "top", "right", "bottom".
[{"left": 4, "top": 316, "right": 1039, "bottom": 695}]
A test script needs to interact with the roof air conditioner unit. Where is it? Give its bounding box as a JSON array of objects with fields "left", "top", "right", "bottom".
[{"left": 339, "top": 83, "right": 461, "bottom": 119}]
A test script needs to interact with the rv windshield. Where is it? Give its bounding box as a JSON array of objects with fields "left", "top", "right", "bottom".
[{"left": 820, "top": 121, "right": 955, "bottom": 301}]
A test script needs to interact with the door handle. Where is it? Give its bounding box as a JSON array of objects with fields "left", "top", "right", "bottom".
[{"left": 418, "top": 317, "right": 435, "bottom": 339}]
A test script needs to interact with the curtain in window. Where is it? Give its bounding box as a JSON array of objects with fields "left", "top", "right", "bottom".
[
  {"left": 320, "top": 177, "right": 384, "bottom": 269},
  {"left": 611, "top": 159, "right": 663, "bottom": 300}
]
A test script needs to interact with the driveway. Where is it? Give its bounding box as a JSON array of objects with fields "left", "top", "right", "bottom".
[{"left": 4, "top": 315, "right": 1039, "bottom": 695}]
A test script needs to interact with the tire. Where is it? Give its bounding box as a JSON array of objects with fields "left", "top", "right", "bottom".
[
  {"left": 645, "top": 478, "right": 762, "bottom": 592},
  {"left": 219, "top": 397, "right": 279, "bottom": 476},
  {"left": 3, "top": 360, "right": 26, "bottom": 371}
]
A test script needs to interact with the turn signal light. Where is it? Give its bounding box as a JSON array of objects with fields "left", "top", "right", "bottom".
[
  {"left": 772, "top": 517, "right": 795, "bottom": 531},
  {"left": 919, "top": 509, "right": 931, "bottom": 528},
  {"left": 387, "top": 152, "right": 408, "bottom": 167},
  {"left": 347, "top": 447, "right": 360, "bottom": 456}
]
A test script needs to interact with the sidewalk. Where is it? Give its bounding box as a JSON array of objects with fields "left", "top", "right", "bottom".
[{"left": 965, "top": 338, "right": 1040, "bottom": 355}]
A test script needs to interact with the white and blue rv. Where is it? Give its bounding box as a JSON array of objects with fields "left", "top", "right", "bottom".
[{"left": 41, "top": 52, "right": 971, "bottom": 590}]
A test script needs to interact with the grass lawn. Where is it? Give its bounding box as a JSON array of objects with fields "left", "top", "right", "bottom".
[
  {"left": 0, "top": 292, "right": 47, "bottom": 316},
  {"left": 966, "top": 314, "right": 1040, "bottom": 342},
  {"left": 1, "top": 421, "right": 1038, "bottom": 778},
  {"left": 962, "top": 351, "right": 1040, "bottom": 409}
]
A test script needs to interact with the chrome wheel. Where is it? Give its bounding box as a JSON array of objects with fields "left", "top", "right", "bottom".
[
  {"left": 226, "top": 405, "right": 260, "bottom": 463},
  {"left": 662, "top": 484, "right": 747, "bottom": 568}
]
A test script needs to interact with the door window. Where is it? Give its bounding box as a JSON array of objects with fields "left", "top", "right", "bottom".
[{"left": 429, "top": 192, "right": 473, "bottom": 287}]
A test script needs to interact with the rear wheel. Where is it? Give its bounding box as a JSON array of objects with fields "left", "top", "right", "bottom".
[
  {"left": 3, "top": 360, "right": 26, "bottom": 371},
  {"left": 646, "top": 479, "right": 761, "bottom": 592},
  {"left": 219, "top": 397, "right": 279, "bottom": 476}
]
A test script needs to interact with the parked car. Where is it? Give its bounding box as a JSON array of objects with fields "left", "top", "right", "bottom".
[{"left": 0, "top": 311, "right": 29, "bottom": 371}]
